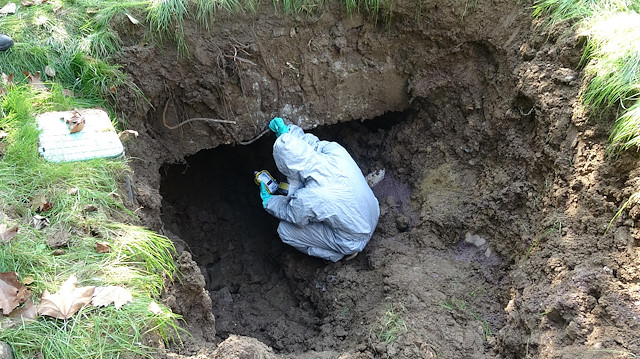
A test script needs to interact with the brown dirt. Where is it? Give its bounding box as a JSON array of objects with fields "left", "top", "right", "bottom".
[{"left": 112, "top": 0, "right": 640, "bottom": 358}]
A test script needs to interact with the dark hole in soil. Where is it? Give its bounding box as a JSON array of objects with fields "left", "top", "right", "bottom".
[{"left": 159, "top": 110, "right": 411, "bottom": 351}]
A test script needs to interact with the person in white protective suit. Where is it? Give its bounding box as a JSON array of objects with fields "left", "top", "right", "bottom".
[{"left": 258, "top": 117, "right": 380, "bottom": 262}]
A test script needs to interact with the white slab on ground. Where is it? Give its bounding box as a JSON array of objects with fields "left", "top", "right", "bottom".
[{"left": 37, "top": 109, "right": 124, "bottom": 163}]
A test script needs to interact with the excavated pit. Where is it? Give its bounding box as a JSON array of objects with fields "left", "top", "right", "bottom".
[
  {"left": 159, "top": 110, "right": 513, "bottom": 355},
  {"left": 118, "top": 0, "right": 640, "bottom": 356}
]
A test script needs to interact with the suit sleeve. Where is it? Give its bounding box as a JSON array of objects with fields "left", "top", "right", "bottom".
[{"left": 264, "top": 188, "right": 319, "bottom": 226}]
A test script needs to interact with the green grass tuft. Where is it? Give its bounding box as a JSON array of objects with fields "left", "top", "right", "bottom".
[
  {"left": 371, "top": 303, "right": 407, "bottom": 344},
  {"left": 0, "top": 74, "right": 180, "bottom": 358}
]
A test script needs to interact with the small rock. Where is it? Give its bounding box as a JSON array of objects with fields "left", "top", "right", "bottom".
[
  {"left": 82, "top": 204, "right": 98, "bottom": 213},
  {"left": 366, "top": 169, "right": 385, "bottom": 188},
  {"left": 485, "top": 247, "right": 492, "bottom": 257},
  {"left": 0, "top": 341, "right": 14, "bottom": 359},
  {"left": 396, "top": 215, "right": 411, "bottom": 232},
  {"left": 465, "top": 232, "right": 486, "bottom": 247},
  {"left": 52, "top": 249, "right": 65, "bottom": 256}
]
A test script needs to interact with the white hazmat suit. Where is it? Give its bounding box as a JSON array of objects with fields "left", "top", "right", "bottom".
[{"left": 264, "top": 125, "right": 380, "bottom": 262}]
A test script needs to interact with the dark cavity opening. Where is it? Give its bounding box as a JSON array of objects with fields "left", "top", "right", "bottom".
[{"left": 159, "top": 110, "right": 412, "bottom": 351}]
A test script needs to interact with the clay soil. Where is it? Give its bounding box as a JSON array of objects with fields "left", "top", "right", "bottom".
[{"left": 113, "top": 0, "right": 640, "bottom": 358}]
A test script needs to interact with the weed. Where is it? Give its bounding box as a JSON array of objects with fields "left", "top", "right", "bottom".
[
  {"left": 533, "top": 1, "right": 640, "bottom": 150},
  {"left": 606, "top": 191, "right": 640, "bottom": 233},
  {"left": 524, "top": 221, "right": 562, "bottom": 260},
  {"left": 439, "top": 298, "right": 493, "bottom": 340},
  {"left": 0, "top": 75, "right": 179, "bottom": 358},
  {"left": 371, "top": 303, "right": 407, "bottom": 344}
]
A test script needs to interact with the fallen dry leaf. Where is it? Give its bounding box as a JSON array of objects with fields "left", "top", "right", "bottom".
[
  {"left": 37, "top": 274, "right": 95, "bottom": 319},
  {"left": 21, "top": 276, "right": 34, "bottom": 285},
  {"left": 7, "top": 298, "right": 37, "bottom": 321},
  {"left": 86, "top": 7, "right": 98, "bottom": 13},
  {"left": 148, "top": 301, "right": 163, "bottom": 315},
  {"left": 66, "top": 109, "right": 85, "bottom": 133},
  {"left": 44, "top": 65, "right": 56, "bottom": 78},
  {"left": 2, "top": 73, "right": 14, "bottom": 86},
  {"left": 31, "top": 215, "right": 49, "bottom": 230},
  {"left": 0, "top": 73, "right": 14, "bottom": 96},
  {"left": 31, "top": 195, "right": 53, "bottom": 213},
  {"left": 92, "top": 286, "right": 132, "bottom": 309},
  {"left": 95, "top": 241, "right": 110, "bottom": 253},
  {"left": 118, "top": 130, "right": 138, "bottom": 142},
  {"left": 23, "top": 71, "right": 48, "bottom": 92},
  {"left": 21, "top": 0, "right": 47, "bottom": 6},
  {"left": 0, "top": 223, "right": 18, "bottom": 244},
  {"left": 125, "top": 13, "right": 140, "bottom": 25},
  {"left": 0, "top": 271, "right": 31, "bottom": 315},
  {"left": 0, "top": 2, "right": 16, "bottom": 14}
]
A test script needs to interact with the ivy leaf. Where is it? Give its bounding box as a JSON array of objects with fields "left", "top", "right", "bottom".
[
  {"left": 91, "top": 286, "right": 132, "bottom": 309},
  {"left": 37, "top": 274, "right": 95, "bottom": 319},
  {"left": 0, "top": 271, "right": 31, "bottom": 315}
]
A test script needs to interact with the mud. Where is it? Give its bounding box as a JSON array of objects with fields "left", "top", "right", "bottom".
[{"left": 114, "top": 0, "right": 640, "bottom": 357}]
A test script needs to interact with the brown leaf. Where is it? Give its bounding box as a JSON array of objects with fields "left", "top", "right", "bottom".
[
  {"left": 0, "top": 73, "right": 14, "bottom": 96},
  {"left": 0, "top": 271, "right": 31, "bottom": 315},
  {"left": 31, "top": 195, "right": 52, "bottom": 212},
  {"left": 23, "top": 71, "right": 48, "bottom": 92},
  {"left": 44, "top": 65, "right": 56, "bottom": 78},
  {"left": 7, "top": 298, "right": 37, "bottom": 321},
  {"left": 0, "top": 223, "right": 18, "bottom": 244},
  {"left": 66, "top": 109, "right": 85, "bottom": 133},
  {"left": 2, "top": 73, "right": 14, "bottom": 86},
  {"left": 109, "top": 85, "right": 116, "bottom": 93},
  {"left": 118, "top": 130, "right": 138, "bottom": 142},
  {"left": 0, "top": 2, "right": 17, "bottom": 14},
  {"left": 92, "top": 286, "right": 132, "bottom": 309},
  {"left": 37, "top": 274, "right": 95, "bottom": 319},
  {"left": 95, "top": 241, "right": 110, "bottom": 253},
  {"left": 148, "top": 301, "right": 163, "bottom": 315}
]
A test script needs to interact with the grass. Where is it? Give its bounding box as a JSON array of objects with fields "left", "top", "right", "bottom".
[
  {"left": 532, "top": 0, "right": 640, "bottom": 227},
  {"left": 370, "top": 303, "right": 407, "bottom": 344},
  {"left": 524, "top": 221, "right": 562, "bottom": 260},
  {"left": 440, "top": 298, "right": 493, "bottom": 340},
  {"left": 0, "top": 81, "right": 180, "bottom": 357},
  {"left": 532, "top": 0, "right": 640, "bottom": 151}
]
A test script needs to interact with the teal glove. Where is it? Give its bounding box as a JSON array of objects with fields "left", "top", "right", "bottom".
[
  {"left": 269, "top": 117, "right": 289, "bottom": 138},
  {"left": 259, "top": 183, "right": 272, "bottom": 207}
]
